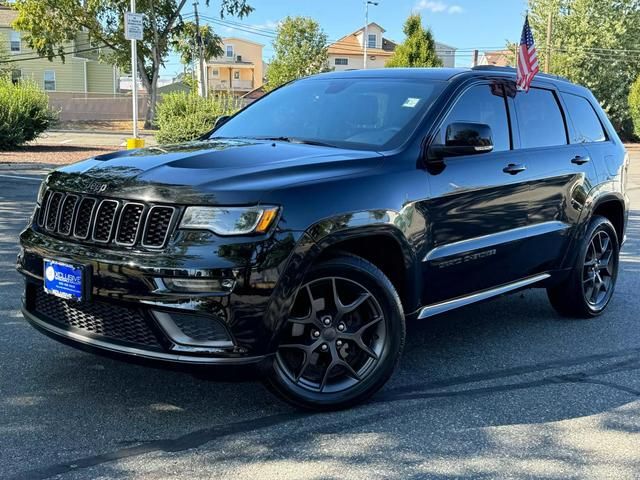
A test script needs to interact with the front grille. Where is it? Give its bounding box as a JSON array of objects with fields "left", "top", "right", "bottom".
[
  {"left": 142, "top": 206, "right": 176, "bottom": 247},
  {"left": 92, "top": 200, "right": 118, "bottom": 242},
  {"left": 45, "top": 192, "right": 63, "bottom": 231},
  {"left": 31, "top": 287, "right": 162, "bottom": 348},
  {"left": 37, "top": 190, "right": 177, "bottom": 249}
]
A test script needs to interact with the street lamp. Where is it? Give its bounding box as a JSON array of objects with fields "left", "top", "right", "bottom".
[{"left": 363, "top": 1, "right": 378, "bottom": 69}]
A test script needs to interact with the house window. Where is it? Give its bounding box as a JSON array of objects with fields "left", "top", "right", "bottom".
[
  {"left": 225, "top": 45, "right": 234, "bottom": 58},
  {"left": 44, "top": 71, "right": 56, "bottom": 91},
  {"left": 11, "top": 69, "right": 21, "bottom": 85},
  {"left": 10, "top": 31, "right": 21, "bottom": 53},
  {"left": 335, "top": 58, "right": 348, "bottom": 66},
  {"left": 233, "top": 71, "right": 240, "bottom": 79},
  {"left": 367, "top": 34, "right": 377, "bottom": 48},
  {"left": 210, "top": 68, "right": 219, "bottom": 77}
]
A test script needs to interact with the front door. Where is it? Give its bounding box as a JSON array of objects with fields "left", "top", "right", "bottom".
[{"left": 420, "top": 82, "right": 532, "bottom": 305}]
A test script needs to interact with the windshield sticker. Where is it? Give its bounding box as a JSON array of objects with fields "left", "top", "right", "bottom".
[{"left": 402, "top": 97, "right": 420, "bottom": 108}]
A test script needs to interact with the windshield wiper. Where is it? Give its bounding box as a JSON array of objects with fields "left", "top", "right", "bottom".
[{"left": 251, "top": 136, "right": 338, "bottom": 148}]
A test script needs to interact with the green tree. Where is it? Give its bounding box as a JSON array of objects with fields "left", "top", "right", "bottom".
[
  {"left": 529, "top": 0, "right": 640, "bottom": 138},
  {"left": 267, "top": 16, "right": 328, "bottom": 90},
  {"left": 629, "top": 75, "right": 640, "bottom": 139},
  {"left": 171, "top": 21, "right": 223, "bottom": 68},
  {"left": 386, "top": 14, "right": 442, "bottom": 68},
  {"left": 12, "top": 0, "right": 252, "bottom": 128}
]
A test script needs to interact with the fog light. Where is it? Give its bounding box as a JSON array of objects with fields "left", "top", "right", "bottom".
[{"left": 163, "top": 277, "right": 235, "bottom": 293}]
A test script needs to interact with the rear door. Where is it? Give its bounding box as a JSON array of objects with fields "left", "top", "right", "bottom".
[
  {"left": 422, "top": 82, "right": 532, "bottom": 305},
  {"left": 507, "top": 84, "right": 596, "bottom": 275}
]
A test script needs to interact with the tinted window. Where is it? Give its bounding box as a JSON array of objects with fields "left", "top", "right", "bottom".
[
  {"left": 514, "top": 88, "right": 566, "bottom": 148},
  {"left": 438, "top": 84, "right": 510, "bottom": 152},
  {"left": 561, "top": 93, "right": 606, "bottom": 143},
  {"left": 212, "top": 78, "right": 445, "bottom": 151}
]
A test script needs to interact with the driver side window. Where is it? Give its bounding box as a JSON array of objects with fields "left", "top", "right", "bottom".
[{"left": 438, "top": 84, "right": 511, "bottom": 152}]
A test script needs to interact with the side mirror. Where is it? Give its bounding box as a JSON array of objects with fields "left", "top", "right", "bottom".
[
  {"left": 213, "top": 115, "right": 230, "bottom": 129},
  {"left": 428, "top": 122, "right": 494, "bottom": 161}
]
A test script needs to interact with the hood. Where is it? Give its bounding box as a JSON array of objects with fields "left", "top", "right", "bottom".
[{"left": 47, "top": 139, "right": 384, "bottom": 205}]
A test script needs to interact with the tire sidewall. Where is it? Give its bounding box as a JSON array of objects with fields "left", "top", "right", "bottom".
[{"left": 267, "top": 255, "right": 405, "bottom": 410}]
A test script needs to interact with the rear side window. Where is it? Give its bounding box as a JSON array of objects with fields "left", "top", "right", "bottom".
[
  {"left": 438, "top": 84, "right": 510, "bottom": 152},
  {"left": 514, "top": 88, "right": 566, "bottom": 149},
  {"left": 561, "top": 93, "right": 607, "bottom": 143}
]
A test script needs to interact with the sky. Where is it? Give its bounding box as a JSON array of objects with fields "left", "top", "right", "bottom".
[{"left": 165, "top": 0, "right": 529, "bottom": 78}]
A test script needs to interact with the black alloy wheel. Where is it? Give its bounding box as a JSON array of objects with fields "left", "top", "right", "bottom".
[
  {"left": 582, "top": 230, "right": 616, "bottom": 309},
  {"left": 267, "top": 255, "right": 405, "bottom": 410},
  {"left": 548, "top": 215, "right": 620, "bottom": 318}
]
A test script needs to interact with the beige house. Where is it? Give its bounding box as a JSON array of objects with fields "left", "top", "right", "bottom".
[
  {"left": 201, "top": 37, "right": 264, "bottom": 95},
  {"left": 328, "top": 23, "right": 457, "bottom": 71},
  {"left": 0, "top": 5, "right": 118, "bottom": 94}
]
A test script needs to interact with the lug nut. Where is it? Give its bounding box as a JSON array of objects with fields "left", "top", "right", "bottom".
[
  {"left": 322, "top": 316, "right": 332, "bottom": 326},
  {"left": 321, "top": 344, "right": 328, "bottom": 351},
  {"left": 337, "top": 323, "right": 346, "bottom": 331},
  {"left": 336, "top": 340, "right": 343, "bottom": 347},
  {"left": 312, "top": 330, "right": 320, "bottom": 338}
]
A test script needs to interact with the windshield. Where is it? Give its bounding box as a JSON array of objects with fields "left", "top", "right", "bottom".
[{"left": 211, "top": 77, "right": 445, "bottom": 150}]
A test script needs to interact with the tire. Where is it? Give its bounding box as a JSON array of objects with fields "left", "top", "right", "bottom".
[
  {"left": 547, "top": 215, "right": 620, "bottom": 318},
  {"left": 266, "top": 254, "right": 405, "bottom": 410}
]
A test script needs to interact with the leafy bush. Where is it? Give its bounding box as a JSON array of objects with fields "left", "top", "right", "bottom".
[
  {"left": 629, "top": 75, "right": 640, "bottom": 140},
  {"left": 155, "top": 92, "right": 242, "bottom": 144},
  {"left": 0, "top": 79, "right": 57, "bottom": 149}
]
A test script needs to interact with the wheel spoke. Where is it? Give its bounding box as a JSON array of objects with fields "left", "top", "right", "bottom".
[
  {"left": 295, "top": 353, "right": 312, "bottom": 382},
  {"left": 351, "top": 337, "right": 379, "bottom": 360},
  {"left": 319, "top": 361, "right": 336, "bottom": 392},
  {"left": 590, "top": 281, "right": 601, "bottom": 303},
  {"left": 336, "top": 359, "right": 362, "bottom": 381}
]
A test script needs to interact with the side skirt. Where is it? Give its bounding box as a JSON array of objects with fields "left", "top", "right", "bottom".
[{"left": 417, "top": 273, "right": 551, "bottom": 319}]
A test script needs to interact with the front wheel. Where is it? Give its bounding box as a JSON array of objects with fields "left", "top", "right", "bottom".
[
  {"left": 547, "top": 215, "right": 620, "bottom": 318},
  {"left": 266, "top": 255, "right": 405, "bottom": 410}
]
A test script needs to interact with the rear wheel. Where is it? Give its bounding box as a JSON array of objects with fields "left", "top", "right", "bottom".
[
  {"left": 547, "top": 216, "right": 619, "bottom": 318},
  {"left": 266, "top": 255, "right": 405, "bottom": 410}
]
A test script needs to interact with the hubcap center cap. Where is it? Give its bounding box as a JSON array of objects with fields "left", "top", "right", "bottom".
[{"left": 322, "top": 327, "right": 337, "bottom": 341}]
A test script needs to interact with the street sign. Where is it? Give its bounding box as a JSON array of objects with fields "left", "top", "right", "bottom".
[{"left": 125, "top": 12, "right": 144, "bottom": 41}]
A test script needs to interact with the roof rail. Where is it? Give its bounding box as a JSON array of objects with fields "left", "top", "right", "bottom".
[{"left": 471, "top": 65, "right": 571, "bottom": 83}]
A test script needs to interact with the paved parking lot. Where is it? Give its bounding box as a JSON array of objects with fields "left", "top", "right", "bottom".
[{"left": 1, "top": 152, "right": 639, "bottom": 480}]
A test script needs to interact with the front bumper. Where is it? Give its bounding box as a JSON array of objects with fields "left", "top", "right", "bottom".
[{"left": 18, "top": 226, "right": 314, "bottom": 367}]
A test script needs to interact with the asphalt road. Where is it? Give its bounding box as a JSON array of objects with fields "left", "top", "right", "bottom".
[{"left": 1, "top": 154, "right": 639, "bottom": 480}]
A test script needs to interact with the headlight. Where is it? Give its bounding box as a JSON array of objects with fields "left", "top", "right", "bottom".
[
  {"left": 179, "top": 206, "right": 280, "bottom": 236},
  {"left": 36, "top": 179, "right": 47, "bottom": 205}
]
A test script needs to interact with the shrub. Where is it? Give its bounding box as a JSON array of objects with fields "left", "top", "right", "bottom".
[
  {"left": 155, "top": 92, "right": 242, "bottom": 144},
  {"left": 629, "top": 75, "right": 640, "bottom": 140},
  {"left": 0, "top": 79, "right": 57, "bottom": 149}
]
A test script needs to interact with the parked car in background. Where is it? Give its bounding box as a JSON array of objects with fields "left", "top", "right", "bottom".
[{"left": 17, "top": 66, "right": 629, "bottom": 409}]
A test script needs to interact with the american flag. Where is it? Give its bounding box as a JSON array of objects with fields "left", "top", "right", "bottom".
[{"left": 516, "top": 16, "right": 539, "bottom": 92}]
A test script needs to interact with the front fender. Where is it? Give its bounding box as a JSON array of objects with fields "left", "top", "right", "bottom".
[{"left": 263, "top": 209, "right": 422, "bottom": 352}]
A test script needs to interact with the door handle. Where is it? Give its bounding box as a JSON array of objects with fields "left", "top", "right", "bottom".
[
  {"left": 571, "top": 155, "right": 591, "bottom": 165},
  {"left": 503, "top": 163, "right": 527, "bottom": 175}
]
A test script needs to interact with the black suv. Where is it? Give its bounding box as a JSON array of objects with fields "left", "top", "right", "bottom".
[{"left": 17, "top": 67, "right": 629, "bottom": 409}]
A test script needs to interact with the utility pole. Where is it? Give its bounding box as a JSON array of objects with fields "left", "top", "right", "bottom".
[
  {"left": 472, "top": 49, "right": 479, "bottom": 67},
  {"left": 544, "top": 10, "right": 553, "bottom": 73},
  {"left": 363, "top": 1, "right": 378, "bottom": 69},
  {"left": 130, "top": 0, "right": 138, "bottom": 139},
  {"left": 193, "top": 1, "right": 207, "bottom": 97}
]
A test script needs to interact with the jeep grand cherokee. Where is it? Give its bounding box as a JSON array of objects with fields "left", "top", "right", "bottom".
[{"left": 17, "top": 67, "right": 629, "bottom": 409}]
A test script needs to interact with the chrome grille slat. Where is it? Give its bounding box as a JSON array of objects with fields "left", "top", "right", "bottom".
[
  {"left": 141, "top": 206, "right": 176, "bottom": 248},
  {"left": 45, "top": 192, "right": 63, "bottom": 231},
  {"left": 115, "top": 202, "right": 145, "bottom": 246},
  {"left": 92, "top": 199, "right": 119, "bottom": 243},
  {"left": 36, "top": 189, "right": 176, "bottom": 249},
  {"left": 58, "top": 195, "right": 79, "bottom": 235}
]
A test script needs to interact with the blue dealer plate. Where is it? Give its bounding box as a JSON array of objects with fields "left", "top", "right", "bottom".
[{"left": 43, "top": 259, "right": 85, "bottom": 302}]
